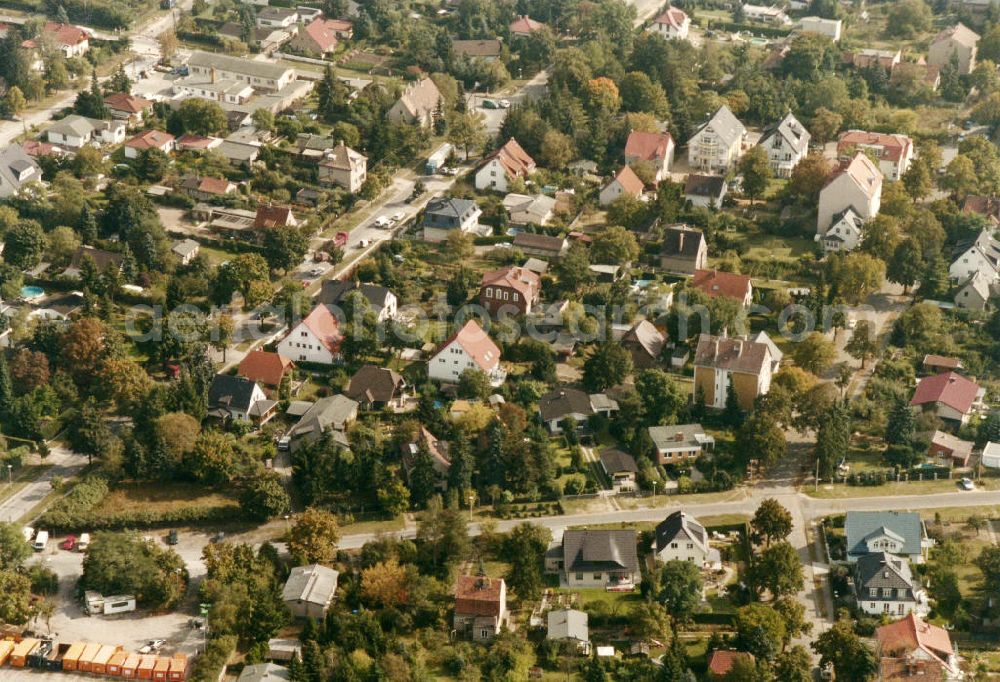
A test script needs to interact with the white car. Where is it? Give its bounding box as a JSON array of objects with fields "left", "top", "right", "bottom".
[
  {"left": 391, "top": 211, "right": 406, "bottom": 223},
  {"left": 498, "top": 99, "right": 511, "bottom": 108},
  {"left": 373, "top": 216, "right": 391, "bottom": 228},
  {"left": 308, "top": 267, "right": 324, "bottom": 277},
  {"left": 960, "top": 478, "right": 975, "bottom": 490}
]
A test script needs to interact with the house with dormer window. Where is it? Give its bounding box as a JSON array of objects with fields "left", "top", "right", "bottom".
[
  {"left": 845, "top": 511, "right": 929, "bottom": 564},
  {"left": 854, "top": 553, "right": 925, "bottom": 617}
]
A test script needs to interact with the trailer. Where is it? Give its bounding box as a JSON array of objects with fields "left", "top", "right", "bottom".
[
  {"left": 92, "top": 644, "right": 120, "bottom": 674},
  {"left": 425, "top": 143, "right": 453, "bottom": 174},
  {"left": 167, "top": 653, "right": 190, "bottom": 681},
  {"left": 121, "top": 653, "right": 141, "bottom": 678},
  {"left": 62, "top": 641, "right": 86, "bottom": 670},
  {"left": 108, "top": 650, "right": 129, "bottom": 676},
  {"left": 77, "top": 642, "right": 101, "bottom": 672},
  {"left": 0, "top": 640, "right": 15, "bottom": 666},
  {"left": 153, "top": 656, "right": 171, "bottom": 680},
  {"left": 137, "top": 654, "right": 157, "bottom": 679},
  {"left": 104, "top": 595, "right": 137, "bottom": 615},
  {"left": 10, "top": 638, "right": 39, "bottom": 667}
]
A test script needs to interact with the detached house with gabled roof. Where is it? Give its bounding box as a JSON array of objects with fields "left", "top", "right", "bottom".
[
  {"left": 648, "top": 6, "right": 690, "bottom": 40},
  {"left": 817, "top": 152, "right": 882, "bottom": 236},
  {"left": 949, "top": 228, "right": 1000, "bottom": 283},
  {"left": 401, "top": 426, "right": 451, "bottom": 489},
  {"left": 955, "top": 270, "right": 994, "bottom": 310},
  {"left": 659, "top": 225, "right": 707, "bottom": 275},
  {"left": 288, "top": 17, "right": 345, "bottom": 56},
  {"left": 277, "top": 304, "right": 343, "bottom": 364},
  {"left": 684, "top": 174, "right": 727, "bottom": 208},
  {"left": 756, "top": 112, "right": 810, "bottom": 178},
  {"left": 688, "top": 105, "right": 747, "bottom": 173},
  {"left": 624, "top": 130, "right": 675, "bottom": 181},
  {"left": 387, "top": 77, "right": 443, "bottom": 128},
  {"left": 649, "top": 423, "right": 715, "bottom": 464},
  {"left": 599, "top": 165, "right": 645, "bottom": 206},
  {"left": 428, "top": 320, "right": 505, "bottom": 386},
  {"left": 509, "top": 15, "right": 545, "bottom": 38},
  {"left": 909, "top": 371, "right": 983, "bottom": 424},
  {"left": 255, "top": 204, "right": 298, "bottom": 230},
  {"left": 282, "top": 564, "right": 338, "bottom": 619},
  {"left": 928, "top": 23, "right": 979, "bottom": 74},
  {"left": 690, "top": 269, "right": 753, "bottom": 306},
  {"left": 556, "top": 529, "right": 640, "bottom": 589},
  {"left": 0, "top": 145, "right": 42, "bottom": 199},
  {"left": 287, "top": 395, "right": 358, "bottom": 451},
  {"left": 238, "top": 350, "right": 294, "bottom": 391},
  {"left": 318, "top": 280, "right": 398, "bottom": 322},
  {"left": 207, "top": 374, "right": 278, "bottom": 424},
  {"left": 876, "top": 614, "right": 962, "bottom": 681},
  {"left": 104, "top": 93, "right": 154, "bottom": 127},
  {"left": 652, "top": 511, "right": 720, "bottom": 567},
  {"left": 479, "top": 265, "right": 541, "bottom": 317},
  {"left": 318, "top": 141, "right": 366, "bottom": 193},
  {"left": 845, "top": 511, "right": 929, "bottom": 564},
  {"left": 475, "top": 138, "right": 536, "bottom": 193},
  {"left": 46, "top": 115, "right": 126, "bottom": 149},
  {"left": 621, "top": 319, "right": 666, "bottom": 368},
  {"left": 837, "top": 130, "right": 914, "bottom": 181},
  {"left": 454, "top": 575, "right": 507, "bottom": 642},
  {"left": 693, "top": 334, "right": 774, "bottom": 410},
  {"left": 41, "top": 22, "right": 89, "bottom": 58},
  {"left": 822, "top": 207, "right": 865, "bottom": 253},
  {"left": 854, "top": 552, "right": 924, "bottom": 617},
  {"left": 123, "top": 130, "right": 175, "bottom": 159},
  {"left": 537, "top": 387, "right": 619, "bottom": 433},
  {"left": 345, "top": 365, "right": 407, "bottom": 410},
  {"left": 422, "top": 197, "right": 484, "bottom": 242}
]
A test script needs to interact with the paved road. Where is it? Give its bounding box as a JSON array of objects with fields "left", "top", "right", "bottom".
[{"left": 0, "top": 445, "right": 86, "bottom": 524}]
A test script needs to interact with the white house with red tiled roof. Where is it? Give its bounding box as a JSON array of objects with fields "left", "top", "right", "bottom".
[
  {"left": 624, "top": 130, "right": 675, "bottom": 181},
  {"left": 837, "top": 130, "right": 914, "bottom": 181},
  {"left": 599, "top": 166, "right": 645, "bottom": 206},
  {"left": 104, "top": 93, "right": 154, "bottom": 127},
  {"left": 123, "top": 130, "right": 175, "bottom": 159},
  {"left": 909, "top": 371, "right": 983, "bottom": 424},
  {"left": 648, "top": 7, "right": 690, "bottom": 40},
  {"left": 428, "top": 320, "right": 505, "bottom": 386},
  {"left": 509, "top": 15, "right": 544, "bottom": 38},
  {"left": 288, "top": 17, "right": 348, "bottom": 56},
  {"left": 691, "top": 269, "right": 753, "bottom": 306},
  {"left": 277, "top": 304, "right": 343, "bottom": 364},
  {"left": 42, "top": 22, "right": 89, "bottom": 58},
  {"left": 876, "top": 614, "right": 962, "bottom": 680},
  {"left": 474, "top": 138, "right": 536, "bottom": 193}
]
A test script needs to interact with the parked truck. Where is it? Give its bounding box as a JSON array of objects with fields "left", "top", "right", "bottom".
[{"left": 425, "top": 143, "right": 453, "bottom": 174}]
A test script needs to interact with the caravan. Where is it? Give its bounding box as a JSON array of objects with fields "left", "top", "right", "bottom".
[{"left": 33, "top": 530, "right": 48, "bottom": 551}]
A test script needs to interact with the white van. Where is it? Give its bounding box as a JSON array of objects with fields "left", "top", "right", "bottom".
[
  {"left": 33, "top": 530, "right": 48, "bottom": 551},
  {"left": 78, "top": 533, "right": 91, "bottom": 551}
]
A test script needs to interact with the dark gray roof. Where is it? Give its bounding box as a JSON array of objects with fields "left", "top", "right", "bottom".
[
  {"left": 538, "top": 388, "right": 593, "bottom": 422},
  {"left": 684, "top": 174, "right": 726, "bottom": 198},
  {"left": 208, "top": 374, "right": 259, "bottom": 413},
  {"left": 854, "top": 552, "right": 916, "bottom": 598},
  {"left": 660, "top": 225, "right": 705, "bottom": 259},
  {"left": 424, "top": 196, "right": 478, "bottom": 218},
  {"left": 282, "top": 564, "right": 339, "bottom": 605},
  {"left": 289, "top": 394, "right": 359, "bottom": 439},
  {"left": 654, "top": 511, "right": 708, "bottom": 553},
  {"left": 600, "top": 448, "right": 638, "bottom": 474},
  {"left": 759, "top": 112, "right": 810, "bottom": 155},
  {"left": 318, "top": 280, "right": 393, "bottom": 309},
  {"left": 845, "top": 511, "right": 924, "bottom": 558},
  {"left": 345, "top": 364, "right": 405, "bottom": 403},
  {"left": 562, "top": 529, "right": 639, "bottom": 574}
]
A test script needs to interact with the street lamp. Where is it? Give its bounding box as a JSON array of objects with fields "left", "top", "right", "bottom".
[
  {"left": 6, "top": 464, "right": 11, "bottom": 486},
  {"left": 651, "top": 481, "right": 657, "bottom": 499}
]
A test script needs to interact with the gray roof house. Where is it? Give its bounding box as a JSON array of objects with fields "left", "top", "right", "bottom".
[
  {"left": 287, "top": 394, "right": 359, "bottom": 451},
  {"left": 547, "top": 609, "right": 590, "bottom": 653},
  {"left": 537, "top": 388, "right": 619, "bottom": 433},
  {"left": 282, "top": 564, "right": 339, "bottom": 619},
  {"left": 559, "top": 529, "right": 640, "bottom": 588},
  {"left": 207, "top": 374, "right": 277, "bottom": 424},
  {"left": 854, "top": 552, "right": 923, "bottom": 617},
  {"left": 652, "top": 511, "right": 720, "bottom": 567},
  {"left": 845, "top": 511, "right": 929, "bottom": 564},
  {"left": 756, "top": 112, "right": 810, "bottom": 177},
  {"left": 688, "top": 105, "right": 747, "bottom": 173},
  {"left": 648, "top": 423, "right": 715, "bottom": 464},
  {"left": 0, "top": 145, "right": 42, "bottom": 198},
  {"left": 318, "top": 280, "right": 397, "bottom": 321},
  {"left": 659, "top": 225, "right": 707, "bottom": 275},
  {"left": 599, "top": 448, "right": 638, "bottom": 492},
  {"left": 238, "top": 663, "right": 292, "bottom": 682},
  {"left": 684, "top": 174, "right": 728, "bottom": 208},
  {"left": 621, "top": 319, "right": 666, "bottom": 368},
  {"left": 422, "top": 197, "right": 485, "bottom": 242}
]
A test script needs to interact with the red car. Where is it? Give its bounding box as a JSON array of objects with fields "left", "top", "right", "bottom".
[{"left": 60, "top": 535, "right": 77, "bottom": 551}]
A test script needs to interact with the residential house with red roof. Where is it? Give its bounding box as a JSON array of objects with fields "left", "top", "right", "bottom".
[
  {"left": 599, "top": 165, "right": 645, "bottom": 206},
  {"left": 180, "top": 176, "right": 238, "bottom": 202},
  {"left": 123, "top": 130, "right": 175, "bottom": 159},
  {"left": 288, "top": 17, "right": 352, "bottom": 56},
  {"left": 690, "top": 269, "right": 753, "bottom": 306},
  {"left": 401, "top": 426, "right": 451, "bottom": 490},
  {"left": 909, "top": 371, "right": 983, "bottom": 424},
  {"left": 817, "top": 152, "right": 882, "bottom": 237},
  {"left": 509, "top": 15, "right": 544, "bottom": 38},
  {"left": 104, "top": 93, "right": 154, "bottom": 127},
  {"left": 428, "top": 320, "right": 505, "bottom": 386},
  {"left": 474, "top": 138, "right": 536, "bottom": 193},
  {"left": 648, "top": 7, "right": 690, "bottom": 40},
  {"left": 176, "top": 134, "right": 224, "bottom": 152},
  {"left": 276, "top": 304, "right": 343, "bottom": 364},
  {"left": 876, "top": 614, "right": 961, "bottom": 680},
  {"left": 41, "top": 22, "right": 89, "bottom": 58},
  {"left": 624, "top": 130, "right": 675, "bottom": 181},
  {"left": 238, "top": 350, "right": 295, "bottom": 391},
  {"left": 453, "top": 575, "right": 507, "bottom": 642},
  {"left": 479, "top": 265, "right": 541, "bottom": 316},
  {"left": 693, "top": 334, "right": 774, "bottom": 410},
  {"left": 708, "top": 651, "right": 755, "bottom": 679},
  {"left": 837, "top": 130, "right": 914, "bottom": 181},
  {"left": 254, "top": 204, "right": 299, "bottom": 229}
]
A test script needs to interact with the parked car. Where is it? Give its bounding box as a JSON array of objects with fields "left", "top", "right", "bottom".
[
  {"left": 391, "top": 211, "right": 405, "bottom": 223},
  {"left": 308, "top": 267, "right": 324, "bottom": 277},
  {"left": 498, "top": 99, "right": 511, "bottom": 108},
  {"left": 78, "top": 533, "right": 90, "bottom": 551},
  {"left": 139, "top": 640, "right": 166, "bottom": 654},
  {"left": 167, "top": 529, "right": 178, "bottom": 545},
  {"left": 277, "top": 436, "right": 291, "bottom": 451},
  {"left": 960, "top": 477, "right": 975, "bottom": 490},
  {"left": 373, "top": 216, "right": 391, "bottom": 228},
  {"left": 60, "top": 536, "right": 77, "bottom": 551},
  {"left": 481, "top": 99, "right": 498, "bottom": 109},
  {"left": 211, "top": 532, "right": 225, "bottom": 544}
]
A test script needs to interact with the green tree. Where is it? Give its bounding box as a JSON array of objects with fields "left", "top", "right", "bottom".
[
  {"left": 583, "top": 342, "right": 633, "bottom": 391},
  {"left": 67, "top": 398, "right": 115, "bottom": 465},
  {"left": 735, "top": 603, "right": 787, "bottom": 661},
  {"left": 240, "top": 471, "right": 290, "bottom": 521},
  {"left": 786, "top": 152, "right": 831, "bottom": 203},
  {"left": 3, "top": 86, "right": 25, "bottom": 119},
  {"left": 107, "top": 63, "right": 131, "bottom": 94},
  {"left": 0, "top": 522, "right": 32, "bottom": 569},
  {"left": 635, "top": 369, "right": 684, "bottom": 425},
  {"left": 619, "top": 71, "right": 670, "bottom": 117},
  {"left": 457, "top": 368, "right": 491, "bottom": 400},
  {"left": 750, "top": 498, "right": 793, "bottom": 547},
  {"left": 175, "top": 98, "right": 227, "bottom": 136},
  {"left": 885, "top": 399, "right": 916, "bottom": 446},
  {"left": 4, "top": 220, "right": 46, "bottom": 269},
  {"left": 813, "top": 619, "right": 878, "bottom": 681},
  {"left": 262, "top": 227, "right": 309, "bottom": 272},
  {"left": 884, "top": 0, "right": 931, "bottom": 38},
  {"left": 591, "top": 226, "right": 640, "bottom": 264},
  {"left": 792, "top": 332, "right": 836, "bottom": 375},
  {"left": 555, "top": 242, "right": 593, "bottom": 293},
  {"left": 658, "top": 559, "right": 703, "bottom": 621},
  {"left": 750, "top": 541, "right": 803, "bottom": 599},
  {"left": 503, "top": 522, "right": 550, "bottom": 600},
  {"left": 630, "top": 601, "right": 673, "bottom": 643},
  {"left": 738, "top": 145, "right": 773, "bottom": 203},
  {"left": 815, "top": 402, "right": 850, "bottom": 478},
  {"left": 902, "top": 157, "right": 933, "bottom": 199},
  {"left": 377, "top": 473, "right": 411, "bottom": 517},
  {"left": 447, "top": 111, "right": 487, "bottom": 159},
  {"left": 0, "top": 569, "right": 32, "bottom": 624},
  {"left": 81, "top": 532, "right": 187, "bottom": 609},
  {"left": 736, "top": 412, "right": 786, "bottom": 467},
  {"left": 187, "top": 431, "right": 240, "bottom": 484},
  {"left": 828, "top": 252, "right": 885, "bottom": 305},
  {"left": 288, "top": 507, "right": 340, "bottom": 565},
  {"left": 416, "top": 495, "right": 469, "bottom": 576},
  {"left": 774, "top": 645, "right": 813, "bottom": 682},
  {"left": 887, "top": 239, "right": 923, "bottom": 294},
  {"left": 845, "top": 320, "right": 877, "bottom": 368}
]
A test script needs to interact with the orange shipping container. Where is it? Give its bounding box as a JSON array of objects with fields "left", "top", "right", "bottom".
[
  {"left": 121, "top": 653, "right": 141, "bottom": 678},
  {"left": 77, "top": 642, "right": 102, "bottom": 672},
  {"left": 108, "top": 650, "right": 129, "bottom": 675},
  {"left": 62, "top": 642, "right": 87, "bottom": 670},
  {"left": 10, "top": 638, "right": 39, "bottom": 667},
  {"left": 0, "top": 640, "right": 15, "bottom": 666},
  {"left": 137, "top": 654, "right": 157, "bottom": 680},
  {"left": 92, "top": 644, "right": 120, "bottom": 674},
  {"left": 152, "top": 656, "right": 170, "bottom": 681},
  {"left": 167, "top": 653, "right": 189, "bottom": 681}
]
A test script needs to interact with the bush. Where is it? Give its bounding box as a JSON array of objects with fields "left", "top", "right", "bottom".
[
  {"left": 28, "top": 565, "right": 59, "bottom": 595},
  {"left": 189, "top": 635, "right": 237, "bottom": 682}
]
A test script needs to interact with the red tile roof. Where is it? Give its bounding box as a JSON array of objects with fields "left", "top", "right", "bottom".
[
  {"left": 482, "top": 138, "right": 536, "bottom": 181},
  {"left": 652, "top": 6, "right": 688, "bottom": 29},
  {"left": 876, "top": 614, "right": 955, "bottom": 678},
  {"left": 238, "top": 350, "right": 294, "bottom": 387},
  {"left": 104, "top": 92, "right": 153, "bottom": 114},
  {"left": 439, "top": 320, "right": 501, "bottom": 372},
  {"left": 300, "top": 305, "right": 342, "bottom": 354},
  {"left": 22, "top": 140, "right": 63, "bottom": 157},
  {"left": 909, "top": 372, "right": 980, "bottom": 415},
  {"left": 176, "top": 134, "right": 219, "bottom": 150},
  {"left": 837, "top": 130, "right": 913, "bottom": 163},
  {"left": 454, "top": 575, "right": 504, "bottom": 617},
  {"left": 43, "top": 22, "right": 88, "bottom": 46},
  {"left": 254, "top": 205, "right": 296, "bottom": 229},
  {"left": 691, "top": 269, "right": 752, "bottom": 302},
  {"left": 301, "top": 17, "right": 341, "bottom": 52},
  {"left": 624, "top": 130, "right": 674, "bottom": 163},
  {"left": 610, "top": 165, "right": 645, "bottom": 196},
  {"left": 198, "top": 177, "right": 235, "bottom": 195},
  {"left": 922, "top": 354, "right": 962, "bottom": 370},
  {"left": 509, "top": 14, "right": 544, "bottom": 34},
  {"left": 480, "top": 265, "right": 540, "bottom": 301},
  {"left": 124, "top": 130, "right": 174, "bottom": 150},
  {"left": 708, "top": 651, "right": 754, "bottom": 677}
]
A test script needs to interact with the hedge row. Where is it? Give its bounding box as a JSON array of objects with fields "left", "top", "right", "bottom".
[{"left": 39, "top": 503, "right": 244, "bottom": 532}]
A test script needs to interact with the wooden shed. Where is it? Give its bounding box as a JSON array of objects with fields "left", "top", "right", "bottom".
[
  {"left": 10, "top": 638, "right": 39, "bottom": 667},
  {"left": 108, "top": 650, "right": 129, "bottom": 676}
]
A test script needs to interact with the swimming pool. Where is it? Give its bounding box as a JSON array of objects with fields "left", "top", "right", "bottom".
[{"left": 20, "top": 285, "right": 44, "bottom": 299}]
